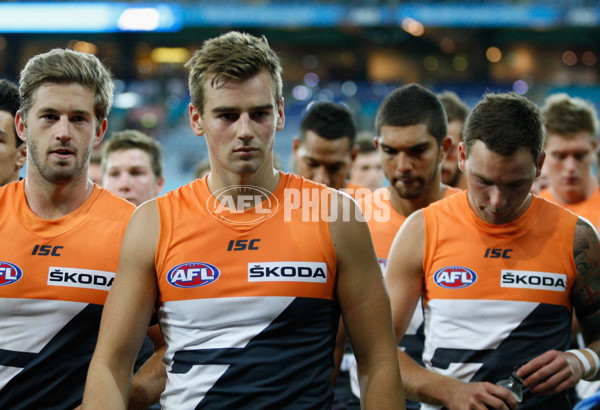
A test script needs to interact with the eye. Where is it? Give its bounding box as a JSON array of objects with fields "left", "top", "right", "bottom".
[
  {"left": 251, "top": 111, "right": 268, "bottom": 120},
  {"left": 218, "top": 113, "right": 239, "bottom": 121}
]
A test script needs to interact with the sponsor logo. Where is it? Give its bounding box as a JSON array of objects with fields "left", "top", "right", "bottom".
[
  {"left": 248, "top": 262, "right": 327, "bottom": 283},
  {"left": 0, "top": 261, "right": 23, "bottom": 286},
  {"left": 32, "top": 244, "right": 63, "bottom": 256},
  {"left": 207, "top": 185, "right": 278, "bottom": 227},
  {"left": 167, "top": 262, "right": 220, "bottom": 288},
  {"left": 47, "top": 267, "right": 115, "bottom": 291},
  {"left": 227, "top": 239, "right": 260, "bottom": 251},
  {"left": 484, "top": 248, "right": 513, "bottom": 259},
  {"left": 501, "top": 270, "right": 566, "bottom": 292},
  {"left": 434, "top": 266, "right": 477, "bottom": 289}
]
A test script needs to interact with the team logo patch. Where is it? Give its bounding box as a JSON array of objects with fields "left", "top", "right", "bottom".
[
  {"left": 501, "top": 270, "right": 567, "bottom": 292},
  {"left": 47, "top": 267, "right": 115, "bottom": 291},
  {"left": 248, "top": 262, "right": 327, "bottom": 283},
  {"left": 434, "top": 266, "right": 477, "bottom": 289},
  {"left": 0, "top": 261, "right": 23, "bottom": 286},
  {"left": 167, "top": 262, "right": 220, "bottom": 288}
]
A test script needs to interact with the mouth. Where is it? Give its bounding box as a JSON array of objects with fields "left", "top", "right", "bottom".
[
  {"left": 50, "top": 147, "right": 76, "bottom": 159},
  {"left": 234, "top": 147, "right": 258, "bottom": 153}
]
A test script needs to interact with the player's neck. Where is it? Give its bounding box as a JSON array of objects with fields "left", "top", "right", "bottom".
[
  {"left": 389, "top": 180, "right": 447, "bottom": 217},
  {"left": 207, "top": 162, "right": 280, "bottom": 199},
  {"left": 550, "top": 174, "right": 597, "bottom": 204},
  {"left": 23, "top": 170, "right": 94, "bottom": 220}
]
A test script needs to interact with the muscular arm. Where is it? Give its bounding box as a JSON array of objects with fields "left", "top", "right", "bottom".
[
  {"left": 517, "top": 218, "right": 600, "bottom": 393},
  {"left": 329, "top": 191, "right": 404, "bottom": 409},
  {"left": 386, "top": 211, "right": 517, "bottom": 410},
  {"left": 82, "top": 201, "right": 161, "bottom": 409}
]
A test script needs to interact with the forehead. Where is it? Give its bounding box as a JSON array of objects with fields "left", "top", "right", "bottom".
[
  {"left": 203, "top": 71, "right": 277, "bottom": 110},
  {"left": 107, "top": 148, "right": 152, "bottom": 168},
  {"left": 300, "top": 130, "right": 352, "bottom": 159},
  {"left": 467, "top": 140, "right": 536, "bottom": 182},
  {"left": 355, "top": 151, "right": 380, "bottom": 164},
  {"left": 447, "top": 120, "right": 463, "bottom": 144},
  {"left": 379, "top": 124, "right": 436, "bottom": 148},
  {"left": 545, "top": 132, "right": 596, "bottom": 152},
  {"left": 30, "top": 82, "right": 95, "bottom": 111}
]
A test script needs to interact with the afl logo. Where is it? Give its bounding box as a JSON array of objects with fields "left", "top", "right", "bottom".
[
  {"left": 0, "top": 261, "right": 23, "bottom": 286},
  {"left": 167, "top": 262, "right": 220, "bottom": 288},
  {"left": 434, "top": 266, "right": 477, "bottom": 289}
]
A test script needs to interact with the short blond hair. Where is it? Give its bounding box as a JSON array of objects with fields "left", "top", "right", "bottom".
[{"left": 185, "top": 31, "right": 282, "bottom": 114}]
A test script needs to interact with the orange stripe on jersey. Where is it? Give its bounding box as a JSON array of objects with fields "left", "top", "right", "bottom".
[
  {"left": 423, "top": 191, "right": 577, "bottom": 308},
  {"left": 538, "top": 187, "right": 600, "bottom": 229},
  {"left": 155, "top": 172, "right": 338, "bottom": 303},
  {"left": 0, "top": 180, "right": 135, "bottom": 305}
]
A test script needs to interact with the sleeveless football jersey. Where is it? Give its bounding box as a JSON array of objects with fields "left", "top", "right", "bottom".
[
  {"left": 538, "top": 187, "right": 600, "bottom": 229},
  {"left": 155, "top": 172, "right": 339, "bottom": 409},
  {"left": 0, "top": 180, "right": 134, "bottom": 409},
  {"left": 421, "top": 191, "right": 577, "bottom": 409},
  {"left": 356, "top": 185, "right": 460, "bottom": 409}
]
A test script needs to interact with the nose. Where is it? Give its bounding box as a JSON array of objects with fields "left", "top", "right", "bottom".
[
  {"left": 56, "top": 115, "right": 71, "bottom": 141},
  {"left": 489, "top": 186, "right": 504, "bottom": 209},
  {"left": 563, "top": 155, "right": 578, "bottom": 173},
  {"left": 117, "top": 173, "right": 132, "bottom": 192},
  {"left": 312, "top": 165, "right": 331, "bottom": 187},
  {"left": 396, "top": 152, "right": 413, "bottom": 173},
  {"left": 236, "top": 113, "right": 253, "bottom": 142}
]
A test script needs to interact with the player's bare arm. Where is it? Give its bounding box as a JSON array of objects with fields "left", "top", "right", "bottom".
[
  {"left": 385, "top": 211, "right": 518, "bottom": 410},
  {"left": 128, "top": 324, "right": 167, "bottom": 409},
  {"left": 82, "top": 201, "right": 161, "bottom": 409},
  {"left": 329, "top": 190, "right": 405, "bottom": 409},
  {"left": 517, "top": 217, "right": 600, "bottom": 394}
]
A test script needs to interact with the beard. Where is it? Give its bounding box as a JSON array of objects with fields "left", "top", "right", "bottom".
[{"left": 27, "top": 132, "right": 93, "bottom": 184}]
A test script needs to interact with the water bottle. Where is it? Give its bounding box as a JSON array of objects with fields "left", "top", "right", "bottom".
[{"left": 496, "top": 370, "right": 523, "bottom": 403}]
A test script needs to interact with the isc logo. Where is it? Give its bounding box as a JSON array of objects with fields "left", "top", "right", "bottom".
[
  {"left": 434, "top": 266, "right": 477, "bottom": 289},
  {"left": 167, "top": 262, "right": 220, "bottom": 288},
  {"left": 0, "top": 261, "right": 23, "bottom": 286}
]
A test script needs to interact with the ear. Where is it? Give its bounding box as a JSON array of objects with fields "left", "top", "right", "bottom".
[
  {"left": 276, "top": 98, "right": 285, "bottom": 131},
  {"left": 15, "top": 111, "right": 27, "bottom": 144},
  {"left": 535, "top": 150, "right": 546, "bottom": 178},
  {"left": 189, "top": 103, "right": 205, "bottom": 136},
  {"left": 374, "top": 137, "right": 382, "bottom": 152},
  {"left": 439, "top": 135, "right": 453, "bottom": 162},
  {"left": 292, "top": 137, "right": 300, "bottom": 156},
  {"left": 15, "top": 144, "right": 26, "bottom": 169},
  {"left": 350, "top": 144, "right": 359, "bottom": 162},
  {"left": 458, "top": 142, "right": 467, "bottom": 172},
  {"left": 93, "top": 118, "right": 107, "bottom": 148},
  {"left": 155, "top": 176, "right": 165, "bottom": 195}
]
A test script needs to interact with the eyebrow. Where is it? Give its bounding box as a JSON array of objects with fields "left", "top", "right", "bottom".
[
  {"left": 211, "top": 104, "right": 274, "bottom": 114},
  {"left": 379, "top": 141, "right": 431, "bottom": 151},
  {"left": 37, "top": 107, "right": 92, "bottom": 116},
  {"left": 473, "top": 173, "right": 529, "bottom": 185}
]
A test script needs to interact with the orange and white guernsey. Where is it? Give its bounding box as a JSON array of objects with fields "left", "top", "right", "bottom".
[
  {"left": 0, "top": 180, "right": 134, "bottom": 409},
  {"left": 539, "top": 187, "right": 600, "bottom": 230},
  {"left": 357, "top": 185, "right": 460, "bottom": 409},
  {"left": 421, "top": 191, "right": 577, "bottom": 409},
  {"left": 155, "top": 172, "right": 339, "bottom": 409}
]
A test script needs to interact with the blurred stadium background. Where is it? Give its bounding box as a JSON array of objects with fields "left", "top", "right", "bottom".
[{"left": 1, "top": 0, "right": 599, "bottom": 191}]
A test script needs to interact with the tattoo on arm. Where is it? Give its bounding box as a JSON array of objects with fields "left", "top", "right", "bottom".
[{"left": 572, "top": 218, "right": 600, "bottom": 342}]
